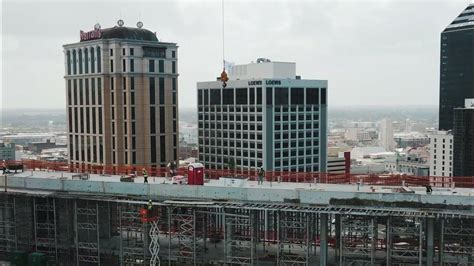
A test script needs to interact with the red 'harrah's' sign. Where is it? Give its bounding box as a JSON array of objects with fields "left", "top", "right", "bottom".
[{"left": 80, "top": 29, "right": 102, "bottom": 41}]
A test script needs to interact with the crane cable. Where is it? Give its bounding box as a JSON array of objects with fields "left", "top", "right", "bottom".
[{"left": 220, "top": 0, "right": 229, "bottom": 88}]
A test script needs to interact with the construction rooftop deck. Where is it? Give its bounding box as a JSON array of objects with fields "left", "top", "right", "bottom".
[
  {"left": 2, "top": 170, "right": 474, "bottom": 207},
  {"left": 1, "top": 170, "right": 473, "bottom": 265}
]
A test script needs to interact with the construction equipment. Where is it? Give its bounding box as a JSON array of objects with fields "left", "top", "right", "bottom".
[{"left": 219, "top": 0, "right": 228, "bottom": 88}]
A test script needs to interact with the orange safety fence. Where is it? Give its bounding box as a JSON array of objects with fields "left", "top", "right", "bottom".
[{"left": 4, "top": 159, "right": 474, "bottom": 188}]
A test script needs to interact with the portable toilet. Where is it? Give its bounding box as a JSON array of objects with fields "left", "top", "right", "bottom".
[{"left": 188, "top": 163, "right": 204, "bottom": 185}]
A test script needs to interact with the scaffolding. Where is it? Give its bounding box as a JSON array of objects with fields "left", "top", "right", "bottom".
[
  {"left": 167, "top": 207, "right": 202, "bottom": 264},
  {"left": 75, "top": 200, "right": 100, "bottom": 264},
  {"left": 339, "top": 215, "right": 377, "bottom": 265},
  {"left": 119, "top": 203, "right": 148, "bottom": 265},
  {"left": 33, "top": 197, "right": 58, "bottom": 260},
  {"left": 0, "top": 193, "right": 472, "bottom": 265},
  {"left": 388, "top": 217, "right": 423, "bottom": 264},
  {"left": 278, "top": 211, "right": 311, "bottom": 265},
  {"left": 224, "top": 209, "right": 254, "bottom": 265},
  {"left": 0, "top": 195, "right": 16, "bottom": 258},
  {"left": 442, "top": 218, "right": 474, "bottom": 264}
]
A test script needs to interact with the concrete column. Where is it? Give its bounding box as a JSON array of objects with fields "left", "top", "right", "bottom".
[
  {"left": 426, "top": 218, "right": 434, "bottom": 266},
  {"left": 320, "top": 213, "right": 328, "bottom": 266}
]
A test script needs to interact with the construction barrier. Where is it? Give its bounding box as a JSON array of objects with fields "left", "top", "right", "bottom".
[{"left": 4, "top": 159, "right": 474, "bottom": 188}]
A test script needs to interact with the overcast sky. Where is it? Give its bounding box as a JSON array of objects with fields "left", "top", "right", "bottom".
[{"left": 1, "top": 0, "right": 471, "bottom": 109}]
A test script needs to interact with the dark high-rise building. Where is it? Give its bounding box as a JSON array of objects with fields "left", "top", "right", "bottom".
[
  {"left": 453, "top": 99, "right": 474, "bottom": 176},
  {"left": 439, "top": 4, "right": 474, "bottom": 130}
]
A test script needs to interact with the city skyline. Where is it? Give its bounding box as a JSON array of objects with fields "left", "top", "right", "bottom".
[{"left": 2, "top": 0, "right": 471, "bottom": 109}]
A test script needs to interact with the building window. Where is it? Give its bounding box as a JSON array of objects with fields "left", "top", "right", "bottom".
[
  {"left": 160, "top": 136, "right": 166, "bottom": 163},
  {"left": 236, "top": 88, "right": 248, "bottom": 105},
  {"left": 275, "top": 87, "right": 288, "bottom": 105},
  {"left": 149, "top": 59, "right": 155, "bottom": 72},
  {"left": 172, "top": 61, "right": 176, "bottom": 73},
  {"left": 291, "top": 88, "right": 304, "bottom": 104},
  {"left": 84, "top": 48, "right": 89, "bottom": 74},
  {"left": 149, "top": 77, "right": 155, "bottom": 104},
  {"left": 110, "top": 49, "right": 113, "bottom": 56},
  {"left": 159, "top": 60, "right": 164, "bottom": 73},
  {"left": 266, "top": 87, "right": 273, "bottom": 105},
  {"left": 72, "top": 50, "right": 77, "bottom": 74},
  {"left": 151, "top": 136, "right": 156, "bottom": 163},
  {"left": 98, "top": 78, "right": 102, "bottom": 105},
  {"left": 172, "top": 50, "right": 176, "bottom": 58},
  {"left": 159, "top": 78, "right": 165, "bottom": 105},
  {"left": 97, "top": 47, "right": 101, "bottom": 73},
  {"left": 130, "top": 48, "right": 134, "bottom": 56},
  {"left": 122, "top": 59, "right": 126, "bottom": 72},
  {"left": 110, "top": 59, "right": 114, "bottom": 72},
  {"left": 67, "top": 51, "right": 71, "bottom": 75},
  {"left": 130, "top": 59, "right": 134, "bottom": 72},
  {"left": 150, "top": 107, "right": 156, "bottom": 134},
  {"left": 122, "top": 48, "right": 126, "bottom": 56},
  {"left": 78, "top": 49, "right": 83, "bottom": 73},
  {"left": 257, "top": 87, "right": 262, "bottom": 104},
  {"left": 160, "top": 107, "right": 165, "bottom": 133},
  {"left": 67, "top": 80, "right": 72, "bottom": 105},
  {"left": 223, "top": 89, "right": 234, "bottom": 105},
  {"left": 90, "top": 47, "right": 95, "bottom": 73}
]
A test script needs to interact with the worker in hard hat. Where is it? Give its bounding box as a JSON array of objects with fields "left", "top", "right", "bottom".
[{"left": 143, "top": 168, "right": 148, "bottom": 184}]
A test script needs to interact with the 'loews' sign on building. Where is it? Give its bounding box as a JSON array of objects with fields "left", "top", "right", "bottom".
[
  {"left": 80, "top": 29, "right": 102, "bottom": 41},
  {"left": 248, "top": 80, "right": 282, "bottom": 86}
]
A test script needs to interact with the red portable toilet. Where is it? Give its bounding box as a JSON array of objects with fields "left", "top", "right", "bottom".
[{"left": 188, "top": 163, "right": 204, "bottom": 185}]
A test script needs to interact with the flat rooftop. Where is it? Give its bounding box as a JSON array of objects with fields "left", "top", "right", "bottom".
[{"left": 7, "top": 170, "right": 472, "bottom": 196}]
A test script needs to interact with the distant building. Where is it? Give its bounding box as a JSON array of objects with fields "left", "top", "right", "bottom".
[
  {"left": 344, "top": 128, "right": 371, "bottom": 142},
  {"left": 453, "top": 99, "right": 474, "bottom": 176},
  {"left": 379, "top": 119, "right": 394, "bottom": 151},
  {"left": 396, "top": 154, "right": 429, "bottom": 177},
  {"left": 0, "top": 143, "right": 16, "bottom": 161},
  {"left": 197, "top": 60, "right": 327, "bottom": 172},
  {"left": 439, "top": 4, "right": 474, "bottom": 130},
  {"left": 393, "top": 133, "right": 430, "bottom": 149},
  {"left": 327, "top": 151, "right": 350, "bottom": 174},
  {"left": 429, "top": 131, "right": 453, "bottom": 177},
  {"left": 63, "top": 22, "right": 179, "bottom": 170},
  {"left": 27, "top": 139, "right": 67, "bottom": 154}
]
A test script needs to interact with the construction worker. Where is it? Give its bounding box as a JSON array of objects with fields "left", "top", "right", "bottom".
[
  {"left": 257, "top": 167, "right": 265, "bottom": 185},
  {"left": 1, "top": 161, "right": 6, "bottom": 175},
  {"left": 143, "top": 168, "right": 148, "bottom": 184},
  {"left": 147, "top": 200, "right": 153, "bottom": 211}
]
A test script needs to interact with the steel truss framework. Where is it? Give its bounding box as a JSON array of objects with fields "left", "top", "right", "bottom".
[
  {"left": 33, "top": 197, "right": 58, "bottom": 260},
  {"left": 75, "top": 200, "right": 100, "bottom": 265},
  {"left": 340, "top": 215, "right": 377, "bottom": 265},
  {"left": 0, "top": 195, "right": 16, "bottom": 257},
  {"left": 0, "top": 194, "right": 472, "bottom": 265},
  {"left": 119, "top": 203, "right": 149, "bottom": 265}
]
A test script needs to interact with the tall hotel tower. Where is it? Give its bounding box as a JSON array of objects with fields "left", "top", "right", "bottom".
[
  {"left": 197, "top": 59, "right": 327, "bottom": 172},
  {"left": 63, "top": 21, "right": 179, "bottom": 171}
]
